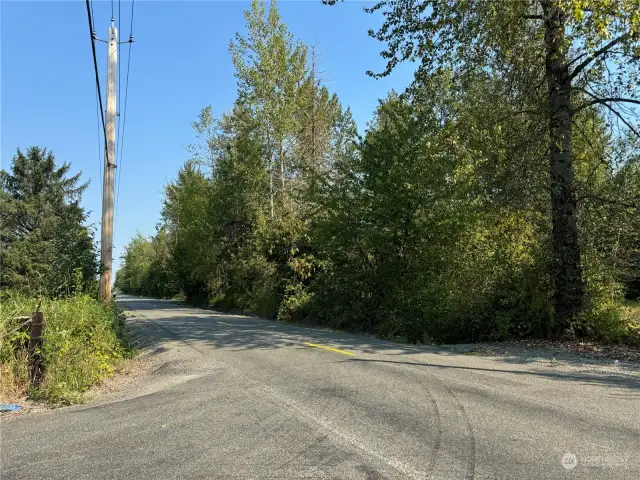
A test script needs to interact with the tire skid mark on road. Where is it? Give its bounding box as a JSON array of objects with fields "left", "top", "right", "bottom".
[
  {"left": 413, "top": 364, "right": 443, "bottom": 479},
  {"left": 441, "top": 380, "right": 476, "bottom": 480},
  {"left": 369, "top": 357, "right": 476, "bottom": 480},
  {"left": 408, "top": 367, "right": 476, "bottom": 480}
]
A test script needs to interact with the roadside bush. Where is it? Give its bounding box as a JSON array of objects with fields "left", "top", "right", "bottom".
[
  {"left": 0, "top": 291, "right": 132, "bottom": 404},
  {"left": 571, "top": 301, "right": 640, "bottom": 345}
]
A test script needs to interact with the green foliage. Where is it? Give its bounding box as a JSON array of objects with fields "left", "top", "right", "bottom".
[
  {"left": 356, "top": 0, "right": 640, "bottom": 326},
  {"left": 0, "top": 147, "right": 99, "bottom": 296},
  {"left": 116, "top": 0, "right": 639, "bottom": 345},
  {"left": 0, "top": 291, "right": 131, "bottom": 404},
  {"left": 572, "top": 300, "right": 639, "bottom": 345}
]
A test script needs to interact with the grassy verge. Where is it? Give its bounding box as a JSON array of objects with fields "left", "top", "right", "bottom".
[{"left": 0, "top": 291, "right": 133, "bottom": 405}]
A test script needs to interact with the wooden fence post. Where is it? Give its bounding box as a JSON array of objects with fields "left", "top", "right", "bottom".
[{"left": 28, "top": 311, "right": 44, "bottom": 386}]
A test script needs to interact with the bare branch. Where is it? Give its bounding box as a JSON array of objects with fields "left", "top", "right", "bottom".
[
  {"left": 606, "top": 106, "right": 640, "bottom": 138},
  {"left": 569, "top": 32, "right": 631, "bottom": 81},
  {"left": 573, "top": 88, "right": 640, "bottom": 138},
  {"left": 571, "top": 118, "right": 610, "bottom": 186},
  {"left": 573, "top": 97, "right": 640, "bottom": 114},
  {"left": 578, "top": 194, "right": 640, "bottom": 210},
  {"left": 490, "top": 109, "right": 542, "bottom": 127},
  {"left": 567, "top": 51, "right": 588, "bottom": 67}
]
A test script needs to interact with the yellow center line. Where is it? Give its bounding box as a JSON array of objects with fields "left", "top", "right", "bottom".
[
  {"left": 304, "top": 342, "right": 355, "bottom": 357},
  {"left": 217, "top": 321, "right": 234, "bottom": 326}
]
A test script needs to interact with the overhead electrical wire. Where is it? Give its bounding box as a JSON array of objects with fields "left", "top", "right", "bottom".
[
  {"left": 95, "top": 87, "right": 103, "bottom": 196},
  {"left": 90, "top": 0, "right": 95, "bottom": 30},
  {"left": 89, "top": 0, "right": 103, "bottom": 193},
  {"left": 85, "top": 0, "right": 107, "bottom": 155}
]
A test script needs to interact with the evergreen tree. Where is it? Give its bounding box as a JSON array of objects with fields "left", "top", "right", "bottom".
[{"left": 0, "top": 147, "right": 98, "bottom": 295}]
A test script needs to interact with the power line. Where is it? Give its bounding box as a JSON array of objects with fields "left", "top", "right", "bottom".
[
  {"left": 85, "top": 0, "right": 107, "bottom": 150},
  {"left": 129, "top": 0, "right": 135, "bottom": 34},
  {"left": 89, "top": 0, "right": 102, "bottom": 193},
  {"left": 95, "top": 85, "right": 103, "bottom": 196}
]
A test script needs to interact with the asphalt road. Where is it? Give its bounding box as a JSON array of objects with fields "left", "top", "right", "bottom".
[{"left": 1, "top": 295, "right": 639, "bottom": 479}]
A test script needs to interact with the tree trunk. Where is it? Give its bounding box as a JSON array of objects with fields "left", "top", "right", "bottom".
[
  {"left": 269, "top": 156, "right": 274, "bottom": 218},
  {"left": 311, "top": 48, "right": 317, "bottom": 171},
  {"left": 279, "top": 141, "right": 285, "bottom": 204},
  {"left": 542, "top": 0, "right": 584, "bottom": 328}
]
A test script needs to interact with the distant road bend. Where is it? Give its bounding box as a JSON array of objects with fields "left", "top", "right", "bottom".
[{"left": 2, "top": 295, "right": 639, "bottom": 479}]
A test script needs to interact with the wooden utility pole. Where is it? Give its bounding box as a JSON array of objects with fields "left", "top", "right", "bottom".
[{"left": 99, "top": 19, "right": 118, "bottom": 301}]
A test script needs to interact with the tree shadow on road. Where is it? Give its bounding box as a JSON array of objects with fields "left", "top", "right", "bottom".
[{"left": 117, "top": 296, "right": 640, "bottom": 392}]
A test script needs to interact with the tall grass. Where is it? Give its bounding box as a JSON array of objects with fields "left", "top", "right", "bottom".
[{"left": 0, "top": 291, "right": 132, "bottom": 404}]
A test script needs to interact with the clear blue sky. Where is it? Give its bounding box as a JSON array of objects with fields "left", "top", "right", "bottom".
[{"left": 1, "top": 0, "right": 415, "bottom": 276}]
